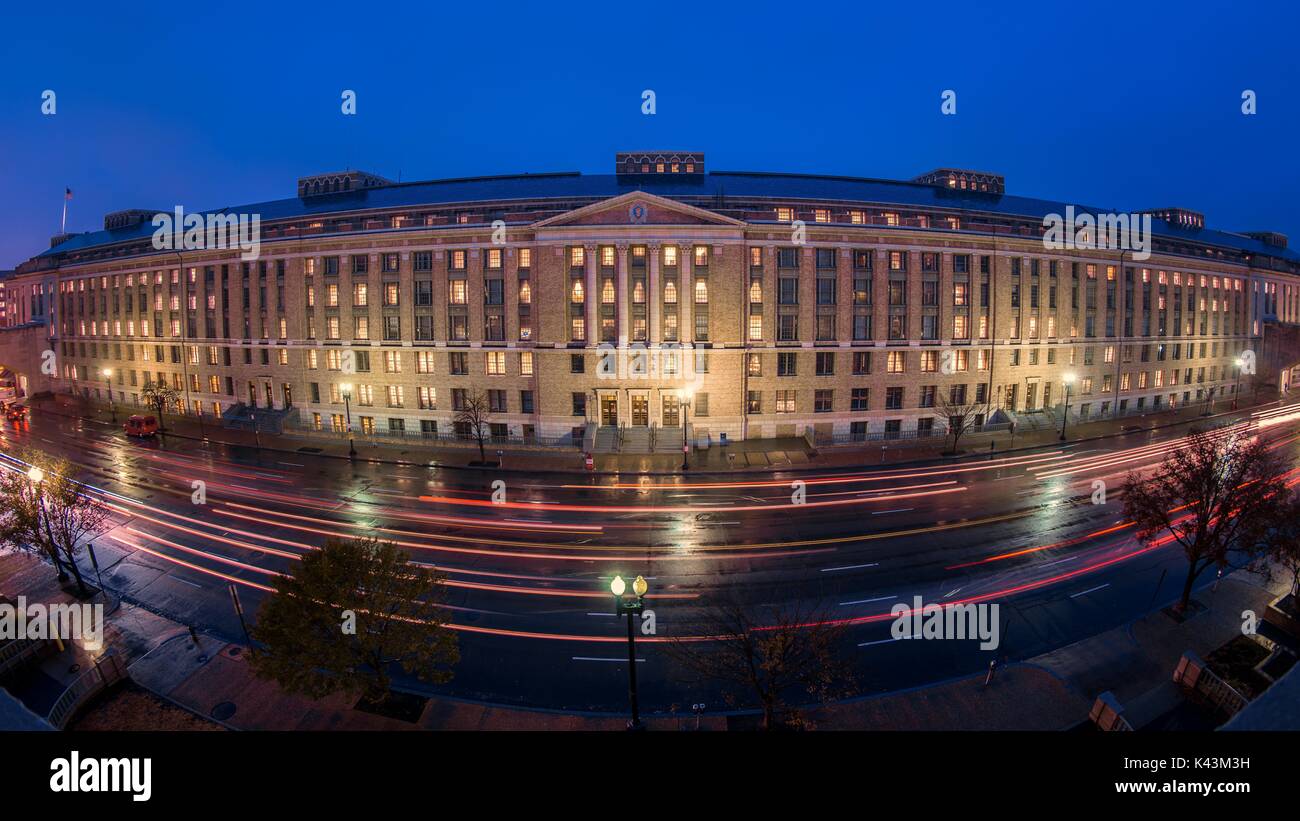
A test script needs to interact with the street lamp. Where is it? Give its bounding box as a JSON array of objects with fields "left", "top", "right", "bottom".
[
  {"left": 678, "top": 387, "right": 694, "bottom": 471},
  {"left": 340, "top": 383, "right": 357, "bottom": 460},
  {"left": 101, "top": 368, "right": 116, "bottom": 422},
  {"left": 1232, "top": 356, "right": 1245, "bottom": 410},
  {"left": 610, "top": 574, "right": 648, "bottom": 730},
  {"left": 1059, "top": 372, "right": 1076, "bottom": 441},
  {"left": 26, "top": 466, "right": 66, "bottom": 581}
]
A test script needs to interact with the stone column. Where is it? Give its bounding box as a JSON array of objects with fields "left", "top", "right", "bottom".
[
  {"left": 648, "top": 243, "right": 661, "bottom": 345},
  {"left": 584, "top": 244, "right": 598, "bottom": 346},
  {"left": 616, "top": 244, "right": 629, "bottom": 347},
  {"left": 680, "top": 244, "right": 693, "bottom": 344}
]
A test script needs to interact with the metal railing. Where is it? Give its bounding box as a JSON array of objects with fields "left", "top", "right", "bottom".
[
  {"left": 281, "top": 421, "right": 581, "bottom": 450},
  {"left": 46, "top": 651, "right": 127, "bottom": 729}
]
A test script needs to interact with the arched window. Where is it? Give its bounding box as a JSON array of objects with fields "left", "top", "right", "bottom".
[
  {"left": 571, "top": 280, "right": 584, "bottom": 303},
  {"left": 519, "top": 281, "right": 532, "bottom": 304},
  {"left": 749, "top": 280, "right": 762, "bottom": 303},
  {"left": 633, "top": 281, "right": 645, "bottom": 304},
  {"left": 664, "top": 281, "right": 677, "bottom": 304},
  {"left": 602, "top": 279, "right": 615, "bottom": 304},
  {"left": 695, "top": 279, "right": 708, "bottom": 304}
]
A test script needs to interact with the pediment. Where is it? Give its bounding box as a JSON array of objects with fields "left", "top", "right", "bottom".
[{"left": 532, "top": 191, "right": 745, "bottom": 229}]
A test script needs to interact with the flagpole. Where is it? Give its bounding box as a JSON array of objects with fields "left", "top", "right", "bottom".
[{"left": 61, "top": 197, "right": 67, "bottom": 234}]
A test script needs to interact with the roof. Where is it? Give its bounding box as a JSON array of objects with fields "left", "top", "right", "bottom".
[{"left": 36, "top": 171, "right": 1300, "bottom": 265}]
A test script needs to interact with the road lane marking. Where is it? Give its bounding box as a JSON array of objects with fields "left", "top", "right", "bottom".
[
  {"left": 858, "top": 637, "right": 902, "bottom": 647},
  {"left": 1040, "top": 555, "right": 1081, "bottom": 568},
  {"left": 1070, "top": 583, "right": 1111, "bottom": 599},
  {"left": 821, "top": 562, "right": 879, "bottom": 572},
  {"left": 871, "top": 508, "right": 913, "bottom": 515},
  {"left": 839, "top": 595, "right": 897, "bottom": 606},
  {"left": 573, "top": 656, "right": 645, "bottom": 662}
]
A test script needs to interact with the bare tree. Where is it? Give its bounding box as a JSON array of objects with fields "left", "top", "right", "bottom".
[
  {"left": 140, "top": 379, "right": 180, "bottom": 432},
  {"left": 936, "top": 386, "right": 989, "bottom": 454},
  {"left": 453, "top": 390, "right": 492, "bottom": 464},
  {"left": 1123, "top": 427, "right": 1291, "bottom": 614},
  {"left": 663, "top": 595, "right": 857, "bottom": 730},
  {"left": 1261, "top": 491, "right": 1300, "bottom": 600},
  {"left": 249, "top": 537, "right": 459, "bottom": 705},
  {"left": 0, "top": 449, "right": 108, "bottom": 596}
]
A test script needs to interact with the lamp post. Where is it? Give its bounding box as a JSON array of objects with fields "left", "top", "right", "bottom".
[
  {"left": 610, "top": 574, "right": 648, "bottom": 730},
  {"left": 101, "top": 369, "right": 116, "bottom": 422},
  {"left": 1232, "top": 356, "right": 1245, "bottom": 410},
  {"left": 678, "top": 387, "right": 693, "bottom": 471},
  {"left": 27, "top": 466, "right": 66, "bottom": 581},
  {"left": 340, "top": 383, "right": 357, "bottom": 460},
  {"left": 1059, "top": 372, "right": 1076, "bottom": 441}
]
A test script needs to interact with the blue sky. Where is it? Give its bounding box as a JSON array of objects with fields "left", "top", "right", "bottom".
[{"left": 1, "top": 0, "right": 1296, "bottom": 267}]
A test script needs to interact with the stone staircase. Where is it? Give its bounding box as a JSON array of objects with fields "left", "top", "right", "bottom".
[
  {"left": 593, "top": 426, "right": 619, "bottom": 453},
  {"left": 621, "top": 426, "right": 652, "bottom": 454},
  {"left": 654, "top": 424, "right": 685, "bottom": 453}
]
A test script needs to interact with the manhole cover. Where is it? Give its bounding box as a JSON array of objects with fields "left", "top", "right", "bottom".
[
  {"left": 211, "top": 701, "right": 236, "bottom": 721},
  {"left": 227, "top": 646, "right": 242, "bottom": 657}
]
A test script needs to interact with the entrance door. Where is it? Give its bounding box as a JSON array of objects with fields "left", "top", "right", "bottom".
[
  {"left": 631, "top": 395, "right": 648, "bottom": 426},
  {"left": 263, "top": 381, "right": 274, "bottom": 409},
  {"left": 282, "top": 383, "right": 293, "bottom": 408},
  {"left": 662, "top": 395, "right": 680, "bottom": 427},
  {"left": 600, "top": 395, "right": 619, "bottom": 426}
]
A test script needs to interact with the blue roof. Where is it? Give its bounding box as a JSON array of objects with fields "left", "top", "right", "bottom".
[{"left": 38, "top": 171, "right": 1300, "bottom": 265}]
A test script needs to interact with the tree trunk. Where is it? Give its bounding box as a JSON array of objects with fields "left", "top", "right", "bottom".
[
  {"left": 1176, "top": 561, "right": 1198, "bottom": 614},
  {"left": 477, "top": 434, "right": 486, "bottom": 463},
  {"left": 62, "top": 544, "right": 89, "bottom": 596}
]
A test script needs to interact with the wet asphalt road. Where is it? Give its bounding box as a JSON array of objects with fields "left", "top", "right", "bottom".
[{"left": 2, "top": 403, "right": 1296, "bottom": 714}]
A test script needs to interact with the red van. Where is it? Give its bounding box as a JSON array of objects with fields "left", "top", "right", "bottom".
[{"left": 124, "top": 414, "right": 159, "bottom": 437}]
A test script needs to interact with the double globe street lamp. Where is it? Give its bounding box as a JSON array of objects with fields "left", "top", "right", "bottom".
[
  {"left": 610, "top": 574, "right": 649, "bottom": 730},
  {"left": 340, "top": 383, "right": 357, "bottom": 460},
  {"left": 102, "top": 368, "right": 116, "bottom": 422},
  {"left": 1059, "top": 371, "right": 1077, "bottom": 441}
]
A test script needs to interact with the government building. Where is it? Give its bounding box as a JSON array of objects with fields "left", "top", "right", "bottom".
[{"left": 4, "top": 152, "right": 1300, "bottom": 451}]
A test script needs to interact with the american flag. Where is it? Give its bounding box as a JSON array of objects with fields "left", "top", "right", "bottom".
[{"left": 65, "top": 187, "right": 73, "bottom": 200}]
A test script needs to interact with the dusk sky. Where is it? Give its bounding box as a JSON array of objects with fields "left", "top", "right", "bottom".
[{"left": 2, "top": 1, "right": 1297, "bottom": 268}]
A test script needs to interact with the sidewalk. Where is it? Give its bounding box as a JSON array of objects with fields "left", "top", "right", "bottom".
[{"left": 29, "top": 392, "right": 1281, "bottom": 476}]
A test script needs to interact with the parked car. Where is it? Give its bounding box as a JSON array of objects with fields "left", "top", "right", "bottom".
[
  {"left": 2, "top": 401, "right": 28, "bottom": 422},
  {"left": 124, "top": 414, "right": 159, "bottom": 437}
]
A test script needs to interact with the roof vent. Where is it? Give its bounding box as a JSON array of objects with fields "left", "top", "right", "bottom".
[
  {"left": 297, "top": 170, "right": 392, "bottom": 199},
  {"left": 1243, "top": 231, "right": 1287, "bottom": 250},
  {"left": 1140, "top": 207, "right": 1204, "bottom": 231},
  {"left": 914, "top": 168, "right": 1004, "bottom": 194},
  {"left": 103, "top": 209, "right": 160, "bottom": 231},
  {"left": 616, "top": 151, "right": 704, "bottom": 178}
]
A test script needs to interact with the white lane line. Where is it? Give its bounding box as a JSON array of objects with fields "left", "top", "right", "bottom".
[
  {"left": 858, "top": 637, "right": 902, "bottom": 648},
  {"left": 277, "top": 461, "right": 305, "bottom": 467},
  {"left": 820, "top": 562, "right": 879, "bottom": 572},
  {"left": 943, "top": 587, "right": 962, "bottom": 598},
  {"left": 573, "top": 656, "right": 645, "bottom": 663},
  {"left": 171, "top": 576, "right": 203, "bottom": 588},
  {"left": 1040, "top": 555, "right": 1081, "bottom": 568},
  {"left": 840, "top": 595, "right": 898, "bottom": 606},
  {"left": 586, "top": 612, "right": 615, "bottom": 617},
  {"left": 871, "top": 508, "right": 913, "bottom": 515},
  {"left": 1070, "top": 583, "right": 1111, "bottom": 599}
]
